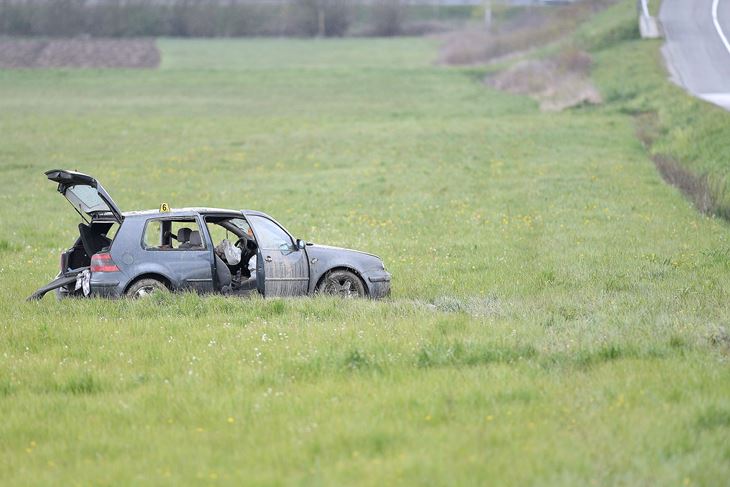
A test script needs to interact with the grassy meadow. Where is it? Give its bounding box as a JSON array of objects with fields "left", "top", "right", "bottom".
[{"left": 1, "top": 4, "right": 730, "bottom": 485}]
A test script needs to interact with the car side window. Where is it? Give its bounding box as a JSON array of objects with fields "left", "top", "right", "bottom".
[
  {"left": 249, "top": 216, "right": 291, "bottom": 250},
  {"left": 143, "top": 220, "right": 163, "bottom": 249},
  {"left": 142, "top": 218, "right": 206, "bottom": 250}
]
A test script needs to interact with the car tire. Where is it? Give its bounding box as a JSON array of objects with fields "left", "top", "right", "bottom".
[
  {"left": 317, "top": 270, "right": 366, "bottom": 298},
  {"left": 126, "top": 278, "right": 168, "bottom": 298}
]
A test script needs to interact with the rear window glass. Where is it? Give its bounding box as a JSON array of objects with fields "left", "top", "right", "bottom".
[{"left": 66, "top": 185, "right": 111, "bottom": 214}]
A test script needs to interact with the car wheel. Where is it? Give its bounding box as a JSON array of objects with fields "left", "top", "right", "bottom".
[
  {"left": 126, "top": 278, "right": 167, "bottom": 298},
  {"left": 317, "top": 270, "right": 366, "bottom": 298}
]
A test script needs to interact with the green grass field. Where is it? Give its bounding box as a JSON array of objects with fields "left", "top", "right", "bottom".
[{"left": 1, "top": 3, "right": 729, "bottom": 485}]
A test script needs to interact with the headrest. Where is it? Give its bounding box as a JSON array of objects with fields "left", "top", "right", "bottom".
[
  {"left": 177, "top": 227, "right": 192, "bottom": 242},
  {"left": 188, "top": 231, "right": 202, "bottom": 247}
]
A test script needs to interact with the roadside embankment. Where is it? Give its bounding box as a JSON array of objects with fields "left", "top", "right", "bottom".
[
  {"left": 486, "top": 48, "right": 602, "bottom": 111},
  {"left": 583, "top": 0, "right": 730, "bottom": 218},
  {"left": 446, "top": 0, "right": 730, "bottom": 219}
]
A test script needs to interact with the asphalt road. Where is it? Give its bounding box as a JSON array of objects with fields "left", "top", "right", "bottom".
[{"left": 660, "top": 0, "right": 730, "bottom": 110}]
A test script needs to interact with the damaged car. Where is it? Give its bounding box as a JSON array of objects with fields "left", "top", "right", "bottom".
[{"left": 29, "top": 169, "right": 391, "bottom": 301}]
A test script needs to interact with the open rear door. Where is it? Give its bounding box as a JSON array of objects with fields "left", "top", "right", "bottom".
[{"left": 45, "top": 169, "right": 123, "bottom": 222}]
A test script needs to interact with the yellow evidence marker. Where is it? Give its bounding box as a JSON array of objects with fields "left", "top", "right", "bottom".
[{"left": 160, "top": 203, "right": 170, "bottom": 213}]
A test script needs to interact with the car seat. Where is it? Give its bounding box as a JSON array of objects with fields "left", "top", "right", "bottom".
[
  {"left": 179, "top": 230, "right": 203, "bottom": 249},
  {"left": 215, "top": 254, "right": 232, "bottom": 291},
  {"left": 176, "top": 227, "right": 192, "bottom": 247},
  {"left": 188, "top": 231, "right": 203, "bottom": 249}
]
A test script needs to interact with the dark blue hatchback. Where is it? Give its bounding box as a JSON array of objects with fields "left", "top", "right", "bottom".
[{"left": 29, "top": 170, "right": 391, "bottom": 301}]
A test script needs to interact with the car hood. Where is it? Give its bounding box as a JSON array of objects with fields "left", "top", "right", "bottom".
[
  {"left": 306, "top": 244, "right": 384, "bottom": 269},
  {"left": 308, "top": 244, "right": 378, "bottom": 258}
]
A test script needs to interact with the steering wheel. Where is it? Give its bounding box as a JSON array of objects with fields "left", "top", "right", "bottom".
[{"left": 235, "top": 237, "right": 257, "bottom": 251}]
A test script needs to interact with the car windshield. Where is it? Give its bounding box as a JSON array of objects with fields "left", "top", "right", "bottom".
[
  {"left": 228, "top": 218, "right": 252, "bottom": 236},
  {"left": 65, "top": 184, "right": 111, "bottom": 214}
]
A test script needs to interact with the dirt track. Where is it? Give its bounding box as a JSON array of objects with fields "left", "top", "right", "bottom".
[{"left": 0, "top": 38, "right": 160, "bottom": 69}]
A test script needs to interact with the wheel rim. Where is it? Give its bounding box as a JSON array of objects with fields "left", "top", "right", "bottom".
[
  {"left": 324, "top": 275, "right": 360, "bottom": 298},
  {"left": 134, "top": 285, "right": 156, "bottom": 298}
]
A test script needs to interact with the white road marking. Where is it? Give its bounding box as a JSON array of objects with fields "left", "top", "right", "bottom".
[
  {"left": 709, "top": 1, "right": 730, "bottom": 111},
  {"left": 712, "top": 0, "right": 730, "bottom": 56},
  {"left": 699, "top": 93, "right": 730, "bottom": 108}
]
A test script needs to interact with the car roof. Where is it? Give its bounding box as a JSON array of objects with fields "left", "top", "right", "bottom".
[{"left": 121, "top": 208, "right": 271, "bottom": 219}]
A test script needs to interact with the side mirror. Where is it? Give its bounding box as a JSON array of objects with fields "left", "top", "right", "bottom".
[{"left": 296, "top": 239, "right": 306, "bottom": 250}]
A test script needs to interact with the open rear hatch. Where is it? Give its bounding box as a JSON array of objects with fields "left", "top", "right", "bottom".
[
  {"left": 28, "top": 170, "right": 123, "bottom": 301},
  {"left": 45, "top": 169, "right": 123, "bottom": 223}
]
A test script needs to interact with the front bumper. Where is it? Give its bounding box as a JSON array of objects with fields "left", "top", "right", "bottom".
[{"left": 363, "top": 270, "right": 391, "bottom": 299}]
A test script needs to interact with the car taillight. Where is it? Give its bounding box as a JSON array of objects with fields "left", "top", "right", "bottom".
[{"left": 90, "top": 252, "right": 119, "bottom": 273}]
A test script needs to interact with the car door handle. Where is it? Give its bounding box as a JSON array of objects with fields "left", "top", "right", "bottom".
[{"left": 264, "top": 256, "right": 273, "bottom": 262}]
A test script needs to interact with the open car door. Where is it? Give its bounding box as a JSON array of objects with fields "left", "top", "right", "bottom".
[
  {"left": 247, "top": 214, "right": 309, "bottom": 297},
  {"left": 45, "top": 169, "right": 124, "bottom": 223}
]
